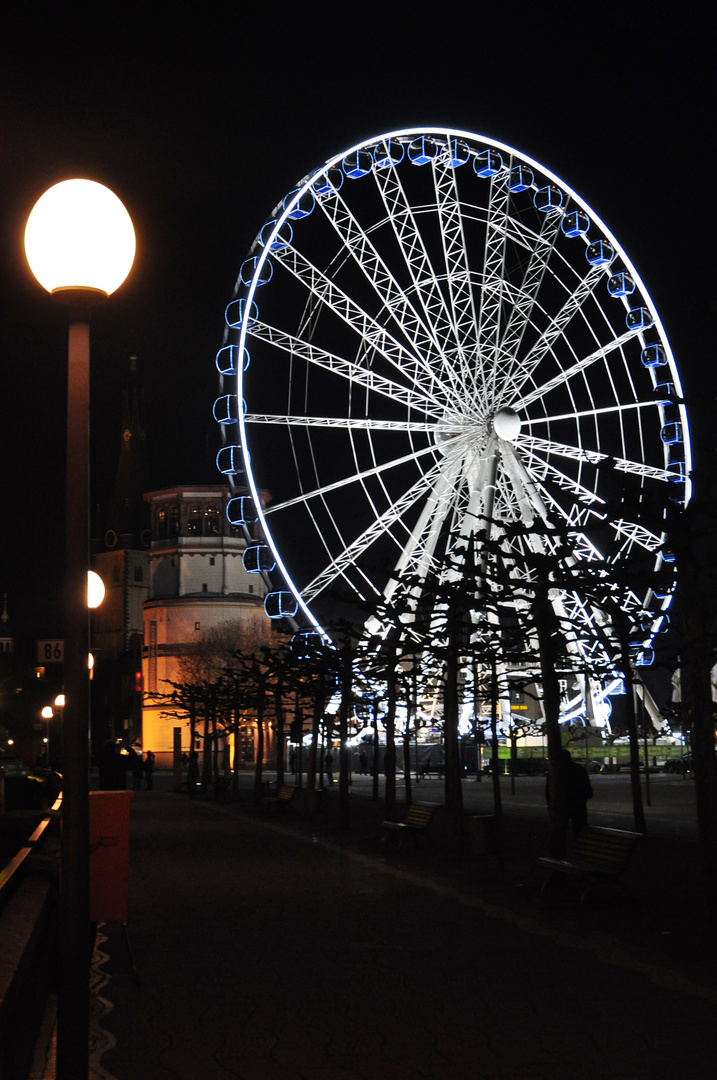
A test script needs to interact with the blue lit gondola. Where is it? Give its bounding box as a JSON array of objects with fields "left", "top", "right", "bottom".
[
  {"left": 226, "top": 496, "right": 258, "bottom": 526},
  {"left": 374, "top": 139, "right": 405, "bottom": 167},
  {"left": 534, "top": 185, "right": 564, "bottom": 212},
  {"left": 240, "top": 257, "right": 273, "bottom": 286},
  {"left": 213, "top": 395, "right": 239, "bottom": 424},
  {"left": 291, "top": 629, "right": 325, "bottom": 658},
  {"left": 641, "top": 344, "right": 667, "bottom": 368},
  {"left": 243, "top": 545, "right": 276, "bottom": 573},
  {"left": 607, "top": 271, "right": 635, "bottom": 297},
  {"left": 258, "top": 219, "right": 293, "bottom": 251},
  {"left": 215, "top": 345, "right": 249, "bottom": 376},
  {"left": 561, "top": 210, "right": 590, "bottom": 236},
  {"left": 626, "top": 306, "right": 654, "bottom": 330},
  {"left": 442, "top": 138, "right": 471, "bottom": 167},
  {"left": 225, "top": 298, "right": 258, "bottom": 329},
  {"left": 283, "top": 188, "right": 315, "bottom": 220},
  {"left": 264, "top": 591, "right": 299, "bottom": 619},
  {"left": 216, "top": 445, "right": 244, "bottom": 476},
  {"left": 653, "top": 381, "right": 678, "bottom": 406},
  {"left": 474, "top": 149, "right": 503, "bottom": 178},
  {"left": 342, "top": 150, "right": 373, "bottom": 179},
  {"left": 407, "top": 136, "right": 438, "bottom": 165},
  {"left": 586, "top": 240, "right": 614, "bottom": 266},
  {"left": 505, "top": 165, "right": 533, "bottom": 192},
  {"left": 312, "top": 166, "right": 344, "bottom": 197},
  {"left": 660, "top": 421, "right": 682, "bottom": 445}
]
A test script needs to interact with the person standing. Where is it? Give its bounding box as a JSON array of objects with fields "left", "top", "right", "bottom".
[
  {"left": 563, "top": 749, "right": 593, "bottom": 835},
  {"left": 144, "top": 749, "right": 156, "bottom": 790}
]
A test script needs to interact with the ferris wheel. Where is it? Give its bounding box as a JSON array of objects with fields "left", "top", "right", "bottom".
[{"left": 214, "top": 127, "right": 689, "bottom": 724}]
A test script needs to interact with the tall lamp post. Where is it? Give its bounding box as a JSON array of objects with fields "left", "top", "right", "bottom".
[{"left": 25, "top": 180, "right": 135, "bottom": 1080}]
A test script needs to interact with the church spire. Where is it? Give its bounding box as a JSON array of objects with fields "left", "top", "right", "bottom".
[{"left": 104, "top": 355, "right": 148, "bottom": 550}]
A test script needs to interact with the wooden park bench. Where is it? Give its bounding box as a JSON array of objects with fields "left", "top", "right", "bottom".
[
  {"left": 381, "top": 803, "right": 440, "bottom": 850},
  {"left": 535, "top": 825, "right": 643, "bottom": 906},
  {"left": 261, "top": 784, "right": 297, "bottom": 814}
]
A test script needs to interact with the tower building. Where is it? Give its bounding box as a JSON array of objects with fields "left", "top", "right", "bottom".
[{"left": 141, "top": 484, "right": 271, "bottom": 767}]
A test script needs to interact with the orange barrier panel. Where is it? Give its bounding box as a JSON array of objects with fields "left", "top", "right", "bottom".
[{"left": 89, "top": 790, "right": 133, "bottom": 922}]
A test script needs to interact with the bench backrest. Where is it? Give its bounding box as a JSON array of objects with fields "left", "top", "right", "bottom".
[
  {"left": 404, "top": 804, "right": 437, "bottom": 828},
  {"left": 572, "top": 826, "right": 642, "bottom": 872},
  {"left": 277, "top": 785, "right": 296, "bottom": 800}
]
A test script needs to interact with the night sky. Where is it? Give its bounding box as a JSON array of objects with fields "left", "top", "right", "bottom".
[{"left": 1, "top": 3, "right": 715, "bottom": 651}]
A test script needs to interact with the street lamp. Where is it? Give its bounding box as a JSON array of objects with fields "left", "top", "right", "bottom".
[
  {"left": 25, "top": 179, "right": 135, "bottom": 1080},
  {"left": 41, "top": 705, "right": 53, "bottom": 764}
]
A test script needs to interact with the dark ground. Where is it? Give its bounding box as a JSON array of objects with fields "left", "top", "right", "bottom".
[{"left": 54, "top": 769, "right": 715, "bottom": 1080}]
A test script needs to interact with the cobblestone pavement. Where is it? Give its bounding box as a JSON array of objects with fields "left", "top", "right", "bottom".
[{"left": 90, "top": 785, "right": 716, "bottom": 1080}]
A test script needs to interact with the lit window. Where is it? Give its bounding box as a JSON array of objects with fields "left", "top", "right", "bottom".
[
  {"left": 205, "top": 506, "right": 220, "bottom": 535},
  {"left": 188, "top": 507, "right": 201, "bottom": 535}
]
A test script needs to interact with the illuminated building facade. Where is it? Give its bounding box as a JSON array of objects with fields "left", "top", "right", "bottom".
[{"left": 141, "top": 484, "right": 271, "bottom": 768}]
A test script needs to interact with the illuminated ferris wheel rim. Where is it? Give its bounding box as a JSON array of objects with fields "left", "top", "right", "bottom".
[{"left": 219, "top": 126, "right": 690, "bottom": 675}]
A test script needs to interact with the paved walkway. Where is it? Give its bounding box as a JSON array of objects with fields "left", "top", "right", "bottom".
[{"left": 82, "top": 778, "right": 716, "bottom": 1079}]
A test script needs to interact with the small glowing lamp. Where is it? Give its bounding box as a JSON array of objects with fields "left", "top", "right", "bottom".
[
  {"left": 54, "top": 694, "right": 66, "bottom": 708},
  {"left": 41, "top": 706, "right": 54, "bottom": 719},
  {"left": 24, "top": 179, "right": 135, "bottom": 299},
  {"left": 87, "top": 570, "right": 105, "bottom": 609}
]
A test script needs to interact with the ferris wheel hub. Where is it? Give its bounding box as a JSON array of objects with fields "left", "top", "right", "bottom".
[{"left": 493, "top": 407, "right": 521, "bottom": 441}]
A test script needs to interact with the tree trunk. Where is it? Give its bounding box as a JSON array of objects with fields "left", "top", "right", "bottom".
[
  {"left": 306, "top": 675, "right": 324, "bottom": 814},
  {"left": 535, "top": 587, "right": 568, "bottom": 859},
  {"left": 443, "top": 609, "right": 464, "bottom": 854},
  {"left": 490, "top": 660, "right": 502, "bottom": 818},
  {"left": 253, "top": 687, "right": 265, "bottom": 808},
  {"left": 384, "top": 644, "right": 398, "bottom": 822},
  {"left": 372, "top": 695, "right": 380, "bottom": 801},
  {"left": 275, "top": 677, "right": 285, "bottom": 789},
  {"left": 201, "top": 699, "right": 212, "bottom": 792},
  {"left": 338, "top": 652, "right": 352, "bottom": 831}
]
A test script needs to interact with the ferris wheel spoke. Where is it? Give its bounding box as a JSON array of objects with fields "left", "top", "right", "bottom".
[
  {"left": 516, "top": 433, "right": 674, "bottom": 483},
  {"left": 431, "top": 158, "right": 482, "bottom": 393},
  {"left": 263, "top": 442, "right": 441, "bottom": 516},
  {"left": 272, "top": 242, "right": 446, "bottom": 403},
  {"left": 243, "top": 413, "right": 453, "bottom": 434},
  {"left": 524, "top": 398, "right": 658, "bottom": 428},
  {"left": 495, "top": 213, "right": 563, "bottom": 392},
  {"left": 248, "top": 321, "right": 443, "bottom": 414},
  {"left": 513, "top": 327, "right": 644, "bottom": 412},
  {"left": 505, "top": 440, "right": 605, "bottom": 508},
  {"left": 505, "top": 263, "right": 607, "bottom": 400},
  {"left": 314, "top": 186, "right": 444, "bottom": 362},
  {"left": 302, "top": 457, "right": 455, "bottom": 604},
  {"left": 498, "top": 440, "right": 576, "bottom": 531},
  {"left": 476, "top": 177, "right": 512, "bottom": 405},
  {"left": 608, "top": 518, "right": 665, "bottom": 556},
  {"left": 372, "top": 152, "right": 463, "bottom": 359}
]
